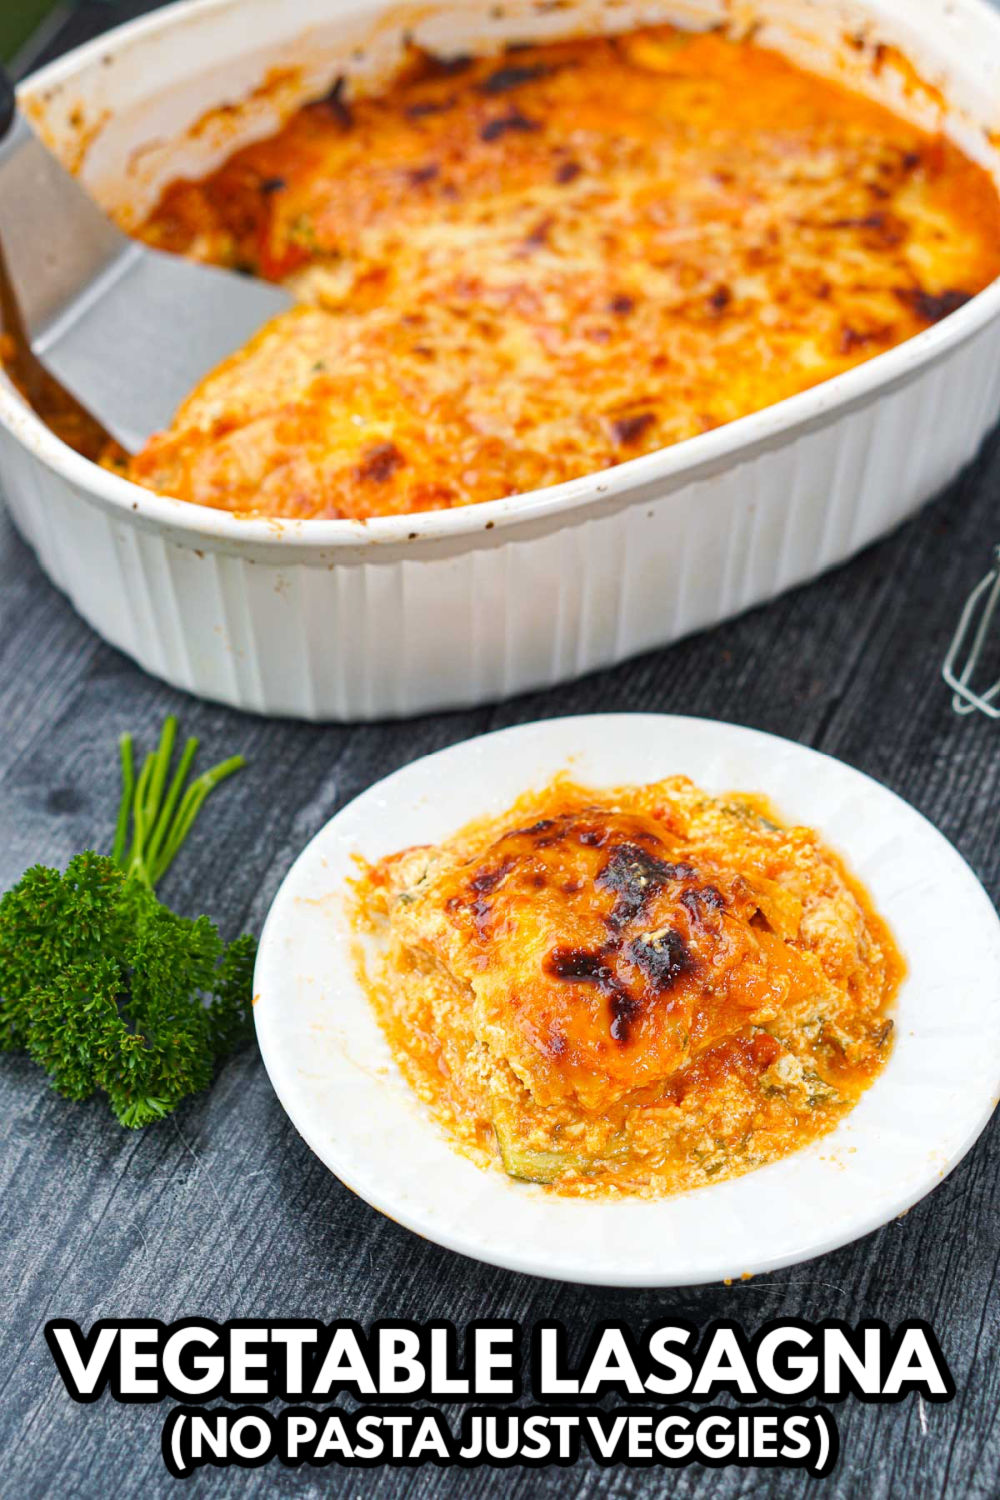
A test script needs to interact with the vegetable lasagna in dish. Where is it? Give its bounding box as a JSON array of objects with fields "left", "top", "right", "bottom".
[
  {"left": 353, "top": 776, "right": 903, "bottom": 1197},
  {"left": 116, "top": 24, "right": 1000, "bottom": 520}
]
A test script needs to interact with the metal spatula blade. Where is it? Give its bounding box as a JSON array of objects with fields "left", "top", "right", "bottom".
[{"left": 0, "top": 67, "right": 292, "bottom": 453}]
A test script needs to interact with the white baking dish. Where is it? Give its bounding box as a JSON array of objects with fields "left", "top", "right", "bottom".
[{"left": 4, "top": 0, "right": 1000, "bottom": 721}]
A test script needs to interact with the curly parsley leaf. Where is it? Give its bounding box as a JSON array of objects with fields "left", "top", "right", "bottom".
[{"left": 0, "top": 720, "right": 255, "bottom": 1127}]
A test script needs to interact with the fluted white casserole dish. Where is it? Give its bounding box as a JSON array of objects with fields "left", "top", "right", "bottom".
[{"left": 3, "top": 0, "right": 1000, "bottom": 720}]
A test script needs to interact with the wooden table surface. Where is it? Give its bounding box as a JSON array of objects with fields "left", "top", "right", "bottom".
[{"left": 4, "top": 5, "right": 1000, "bottom": 1496}]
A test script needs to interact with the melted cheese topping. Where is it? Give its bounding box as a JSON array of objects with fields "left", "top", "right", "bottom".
[
  {"left": 353, "top": 776, "right": 903, "bottom": 1197},
  {"left": 127, "top": 26, "right": 1000, "bottom": 520}
]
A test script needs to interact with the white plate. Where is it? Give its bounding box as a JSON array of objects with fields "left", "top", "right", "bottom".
[{"left": 254, "top": 714, "right": 1000, "bottom": 1286}]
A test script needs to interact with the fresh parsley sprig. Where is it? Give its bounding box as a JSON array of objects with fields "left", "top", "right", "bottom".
[{"left": 0, "top": 718, "right": 255, "bottom": 1127}]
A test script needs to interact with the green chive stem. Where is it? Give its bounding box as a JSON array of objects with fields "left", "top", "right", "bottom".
[
  {"left": 111, "top": 735, "right": 135, "bottom": 868},
  {"left": 152, "top": 755, "right": 245, "bottom": 885},
  {"left": 144, "top": 736, "right": 198, "bottom": 874},
  {"left": 144, "top": 716, "right": 177, "bottom": 833},
  {"left": 111, "top": 718, "right": 244, "bottom": 891},
  {"left": 127, "top": 752, "right": 157, "bottom": 886}
]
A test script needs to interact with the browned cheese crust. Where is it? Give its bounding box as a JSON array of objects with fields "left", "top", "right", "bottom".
[{"left": 123, "top": 27, "right": 1000, "bottom": 518}]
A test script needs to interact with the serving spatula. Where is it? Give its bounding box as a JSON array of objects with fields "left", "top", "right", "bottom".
[{"left": 0, "top": 65, "right": 291, "bottom": 453}]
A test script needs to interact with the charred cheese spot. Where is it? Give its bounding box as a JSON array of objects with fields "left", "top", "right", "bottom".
[
  {"left": 609, "top": 413, "right": 656, "bottom": 448},
  {"left": 479, "top": 110, "right": 541, "bottom": 142},
  {"left": 596, "top": 842, "right": 693, "bottom": 929},
  {"left": 898, "top": 287, "right": 973, "bottom": 322},
  {"left": 625, "top": 928, "right": 694, "bottom": 991},
  {"left": 309, "top": 75, "right": 353, "bottom": 130},
  {"left": 356, "top": 441, "right": 405, "bottom": 483},
  {"left": 479, "top": 63, "right": 553, "bottom": 94}
]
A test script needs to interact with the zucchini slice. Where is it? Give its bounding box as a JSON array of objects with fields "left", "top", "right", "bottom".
[{"left": 492, "top": 1100, "right": 614, "bottom": 1184}]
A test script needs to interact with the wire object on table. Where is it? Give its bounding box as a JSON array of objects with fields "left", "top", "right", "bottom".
[{"left": 944, "top": 545, "right": 1000, "bottom": 717}]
